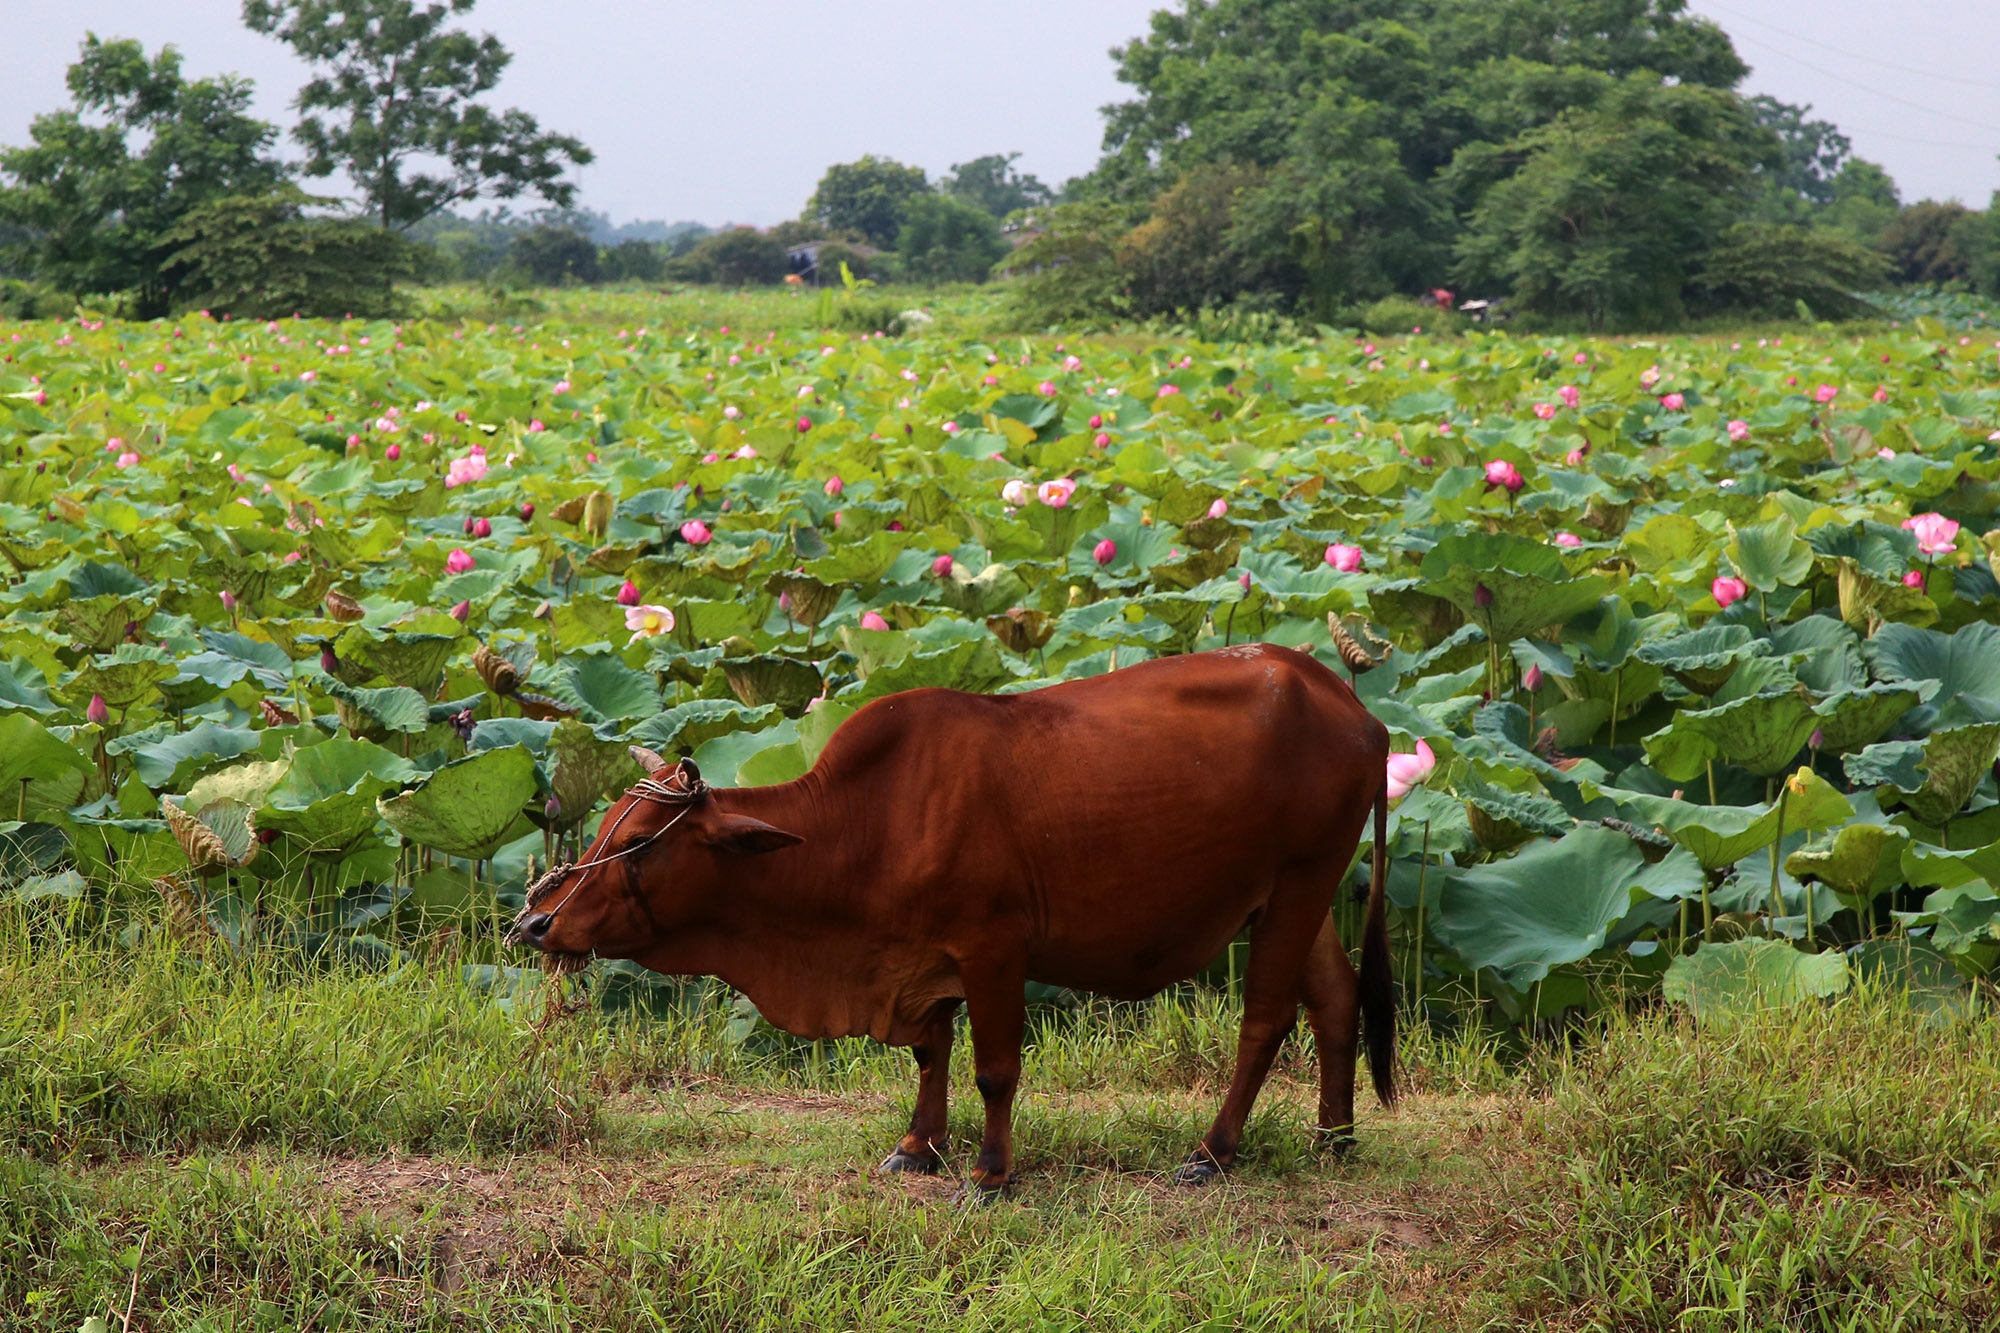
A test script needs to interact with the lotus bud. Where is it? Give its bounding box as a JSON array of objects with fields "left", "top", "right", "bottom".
[
  {"left": 1207, "top": 498, "right": 1229, "bottom": 519},
  {"left": 1473, "top": 583, "right": 1494, "bottom": 610},
  {"left": 445, "top": 548, "right": 475, "bottom": 574},
  {"left": 86, "top": 694, "right": 109, "bottom": 726},
  {"left": 797, "top": 415, "right": 812, "bottom": 433},
  {"left": 1093, "top": 538, "right": 1118, "bottom": 566},
  {"left": 472, "top": 517, "right": 492, "bottom": 538},
  {"left": 544, "top": 795, "right": 563, "bottom": 820},
  {"left": 824, "top": 475, "right": 843, "bottom": 496},
  {"left": 519, "top": 501, "right": 535, "bottom": 521},
  {"left": 533, "top": 600, "right": 553, "bottom": 620},
  {"left": 1711, "top": 576, "right": 1747, "bottom": 608},
  {"left": 1088, "top": 414, "right": 1103, "bottom": 429},
  {"left": 463, "top": 514, "right": 476, "bottom": 534},
  {"left": 1093, "top": 432, "right": 1111, "bottom": 448},
  {"left": 320, "top": 647, "right": 339, "bottom": 674},
  {"left": 449, "top": 599, "right": 471, "bottom": 622},
  {"left": 1325, "top": 544, "right": 1364, "bottom": 572},
  {"left": 1903, "top": 569, "right": 1926, "bottom": 589},
  {"left": 220, "top": 590, "right": 238, "bottom": 613},
  {"left": 1523, "top": 663, "right": 1544, "bottom": 692},
  {"left": 1239, "top": 571, "right": 1252, "bottom": 589},
  {"left": 860, "top": 611, "right": 890, "bottom": 631},
  {"left": 887, "top": 520, "right": 903, "bottom": 532},
  {"left": 582, "top": 490, "right": 615, "bottom": 540},
  {"left": 1809, "top": 728, "right": 1825, "bottom": 750},
  {"left": 617, "top": 580, "right": 641, "bottom": 606},
  {"left": 931, "top": 554, "right": 955, "bottom": 578},
  {"left": 680, "top": 519, "right": 712, "bottom": 545},
  {"left": 385, "top": 442, "right": 401, "bottom": 460}
]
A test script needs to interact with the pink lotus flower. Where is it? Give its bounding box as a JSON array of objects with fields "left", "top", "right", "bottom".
[
  {"left": 859, "top": 611, "right": 890, "bottom": 631},
  {"left": 731, "top": 444, "right": 758, "bottom": 460},
  {"left": 445, "top": 451, "right": 487, "bottom": 488},
  {"left": 1207, "top": 498, "right": 1229, "bottom": 519},
  {"left": 1038, "top": 478, "right": 1077, "bottom": 508},
  {"left": 1558, "top": 385, "right": 1579, "bottom": 409},
  {"left": 702, "top": 452, "right": 719, "bottom": 464},
  {"left": 1903, "top": 513, "right": 1959, "bottom": 554},
  {"left": 284, "top": 551, "right": 303, "bottom": 565},
  {"left": 527, "top": 419, "right": 546, "bottom": 433},
  {"left": 1813, "top": 384, "right": 1838, "bottom": 404},
  {"left": 1384, "top": 739, "right": 1436, "bottom": 801},
  {"left": 1726, "top": 419, "right": 1750, "bottom": 442},
  {"left": 1325, "top": 543, "right": 1364, "bottom": 572},
  {"left": 1565, "top": 448, "right": 1588, "bottom": 467},
  {"left": 1093, "top": 432, "right": 1111, "bottom": 448},
  {"left": 1533, "top": 403, "right": 1556, "bottom": 420},
  {"left": 1660, "top": 392, "right": 1684, "bottom": 411},
  {"left": 931, "top": 554, "right": 955, "bottom": 578},
  {"left": 1088, "top": 414, "right": 1103, "bottom": 429},
  {"left": 1872, "top": 387, "right": 1889, "bottom": 403},
  {"left": 1157, "top": 384, "right": 1180, "bottom": 398},
  {"left": 823, "top": 475, "right": 843, "bottom": 497},
  {"left": 471, "top": 517, "right": 491, "bottom": 538},
  {"left": 624, "top": 604, "right": 675, "bottom": 643},
  {"left": 1639, "top": 366, "right": 1661, "bottom": 389},
  {"left": 219, "top": 591, "right": 237, "bottom": 614},
  {"left": 386, "top": 443, "right": 401, "bottom": 461},
  {"left": 553, "top": 379, "right": 571, "bottom": 395},
  {"left": 722, "top": 405, "right": 740, "bottom": 419},
  {"left": 1877, "top": 447, "right": 1897, "bottom": 460},
  {"left": 1001, "top": 479, "right": 1031, "bottom": 507},
  {"left": 1712, "top": 575, "right": 1747, "bottom": 608},
  {"left": 1037, "top": 381, "right": 1057, "bottom": 396},
  {"left": 680, "top": 520, "right": 712, "bottom": 545},
  {"left": 1554, "top": 531, "right": 1582, "bottom": 547},
  {"left": 115, "top": 451, "right": 140, "bottom": 469},
  {"left": 86, "top": 694, "right": 109, "bottom": 726},
  {"left": 1483, "top": 459, "right": 1525, "bottom": 493},
  {"left": 941, "top": 421, "right": 961, "bottom": 435},
  {"left": 444, "top": 549, "right": 475, "bottom": 574},
  {"left": 1903, "top": 569, "right": 1927, "bottom": 589},
  {"left": 1093, "top": 538, "right": 1118, "bottom": 565},
  {"left": 299, "top": 370, "right": 315, "bottom": 383},
  {"left": 449, "top": 599, "right": 471, "bottom": 622},
  {"left": 520, "top": 502, "right": 535, "bottom": 521},
  {"left": 1573, "top": 352, "right": 1588, "bottom": 366},
  {"left": 617, "top": 580, "right": 641, "bottom": 606}
]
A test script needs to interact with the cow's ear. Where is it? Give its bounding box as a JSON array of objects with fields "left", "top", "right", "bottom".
[{"left": 703, "top": 813, "right": 803, "bottom": 856}]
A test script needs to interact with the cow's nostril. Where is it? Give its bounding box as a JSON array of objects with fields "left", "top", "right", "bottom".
[{"left": 524, "top": 913, "right": 553, "bottom": 938}]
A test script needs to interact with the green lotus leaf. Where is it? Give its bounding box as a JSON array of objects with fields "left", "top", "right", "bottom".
[
  {"left": 1432, "top": 827, "right": 1698, "bottom": 988},
  {"left": 1849, "top": 723, "right": 2000, "bottom": 826},
  {"left": 1727, "top": 517, "right": 1813, "bottom": 592},
  {"left": 196, "top": 631, "right": 294, "bottom": 688},
  {"left": 1806, "top": 519, "right": 1918, "bottom": 583},
  {"left": 468, "top": 718, "right": 558, "bottom": 756},
  {"left": 1588, "top": 772, "right": 1853, "bottom": 871},
  {"left": 547, "top": 653, "right": 663, "bottom": 724},
  {"left": 64, "top": 644, "right": 178, "bottom": 711},
  {"left": 1769, "top": 616, "right": 1866, "bottom": 693},
  {"left": 123, "top": 721, "right": 263, "bottom": 790},
  {"left": 1846, "top": 939, "right": 1971, "bottom": 1022},
  {"left": 719, "top": 654, "right": 823, "bottom": 711},
  {"left": 765, "top": 572, "right": 841, "bottom": 628},
  {"left": 1901, "top": 838, "right": 2000, "bottom": 892},
  {"left": 804, "top": 532, "right": 901, "bottom": 584},
  {"left": 1632, "top": 624, "right": 1765, "bottom": 694},
  {"left": 547, "top": 718, "right": 644, "bottom": 827},
  {"left": 1785, "top": 822, "right": 1907, "bottom": 909},
  {"left": 626, "top": 699, "right": 781, "bottom": 753},
  {"left": 335, "top": 628, "right": 461, "bottom": 692},
  {"left": 940, "top": 563, "right": 1032, "bottom": 619},
  {"left": 0, "top": 662, "right": 56, "bottom": 715},
  {"left": 1809, "top": 683, "right": 1924, "bottom": 753},
  {"left": 60, "top": 593, "right": 154, "bottom": 652},
  {"left": 184, "top": 758, "right": 290, "bottom": 811},
  {"left": 376, "top": 745, "right": 538, "bottom": 860},
  {"left": 841, "top": 639, "right": 1012, "bottom": 701},
  {"left": 0, "top": 714, "right": 91, "bottom": 817},
  {"left": 316, "top": 675, "right": 432, "bottom": 736},
  {"left": 1418, "top": 532, "right": 1609, "bottom": 645},
  {"left": 1642, "top": 690, "right": 1820, "bottom": 781},
  {"left": 1865, "top": 622, "right": 2000, "bottom": 731},
  {"left": 1366, "top": 579, "right": 1465, "bottom": 648},
  {"left": 1459, "top": 773, "right": 1572, "bottom": 853},
  {"left": 261, "top": 738, "right": 418, "bottom": 856},
  {"left": 1663, "top": 939, "right": 1849, "bottom": 1022}
]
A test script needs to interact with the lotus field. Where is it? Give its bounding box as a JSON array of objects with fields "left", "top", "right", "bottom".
[{"left": 5, "top": 306, "right": 2000, "bottom": 1025}]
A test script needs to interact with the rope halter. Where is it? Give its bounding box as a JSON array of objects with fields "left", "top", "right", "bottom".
[{"left": 511, "top": 756, "right": 708, "bottom": 939}]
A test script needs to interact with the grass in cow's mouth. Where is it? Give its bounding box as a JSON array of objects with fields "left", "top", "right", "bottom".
[{"left": 3, "top": 909, "right": 1995, "bottom": 1330}]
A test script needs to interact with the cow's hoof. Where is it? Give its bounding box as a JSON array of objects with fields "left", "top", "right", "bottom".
[
  {"left": 1315, "top": 1126, "right": 1359, "bottom": 1157},
  {"left": 1174, "top": 1158, "right": 1224, "bottom": 1187},
  {"left": 950, "top": 1180, "right": 1005, "bottom": 1206},
  {"left": 879, "top": 1149, "right": 942, "bottom": 1175}
]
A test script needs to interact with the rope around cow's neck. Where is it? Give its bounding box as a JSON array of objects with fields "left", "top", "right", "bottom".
[{"left": 518, "top": 768, "right": 706, "bottom": 929}]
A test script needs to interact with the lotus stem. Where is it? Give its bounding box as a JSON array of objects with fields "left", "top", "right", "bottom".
[
  {"left": 1768, "top": 779, "right": 1788, "bottom": 924},
  {"left": 1414, "top": 820, "right": 1431, "bottom": 1010}
]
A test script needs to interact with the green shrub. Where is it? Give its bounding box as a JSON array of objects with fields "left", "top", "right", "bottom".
[
  {"left": 598, "top": 237, "right": 665, "bottom": 284},
  {"left": 158, "top": 188, "right": 418, "bottom": 319},
  {"left": 503, "top": 224, "right": 602, "bottom": 286},
  {"left": 995, "top": 200, "right": 1132, "bottom": 329},
  {"left": 0, "top": 278, "right": 71, "bottom": 319},
  {"left": 1356, "top": 294, "right": 1456, "bottom": 336},
  {"left": 897, "top": 194, "right": 1006, "bottom": 284},
  {"left": 664, "top": 227, "right": 788, "bottom": 286},
  {"left": 1693, "top": 222, "right": 1888, "bottom": 319}
]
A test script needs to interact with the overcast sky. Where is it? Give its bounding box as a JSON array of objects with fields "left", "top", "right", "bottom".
[{"left": 4, "top": 0, "right": 1997, "bottom": 226}]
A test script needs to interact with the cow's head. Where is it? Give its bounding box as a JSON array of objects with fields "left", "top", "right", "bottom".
[{"left": 505, "top": 747, "right": 803, "bottom": 964}]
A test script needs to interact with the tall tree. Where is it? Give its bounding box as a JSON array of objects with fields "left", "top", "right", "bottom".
[
  {"left": 241, "top": 0, "right": 593, "bottom": 231},
  {"left": 941, "top": 153, "right": 1055, "bottom": 219},
  {"left": 806, "top": 156, "right": 929, "bottom": 249},
  {"left": 0, "top": 36, "right": 285, "bottom": 312},
  {"left": 897, "top": 194, "right": 1007, "bottom": 283}
]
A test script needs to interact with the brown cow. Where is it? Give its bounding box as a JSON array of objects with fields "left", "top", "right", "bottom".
[{"left": 509, "top": 642, "right": 1394, "bottom": 1194}]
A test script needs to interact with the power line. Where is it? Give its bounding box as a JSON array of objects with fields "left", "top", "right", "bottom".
[
  {"left": 1699, "top": 1, "right": 1993, "bottom": 91},
  {"left": 1726, "top": 30, "right": 2000, "bottom": 136}
]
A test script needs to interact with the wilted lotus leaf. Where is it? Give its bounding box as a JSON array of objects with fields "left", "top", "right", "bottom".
[
  {"left": 1643, "top": 690, "right": 1820, "bottom": 781},
  {"left": 474, "top": 642, "right": 521, "bottom": 695},
  {"left": 259, "top": 738, "right": 417, "bottom": 856},
  {"left": 1579, "top": 496, "right": 1631, "bottom": 537},
  {"left": 61, "top": 594, "right": 154, "bottom": 652},
  {"left": 1151, "top": 478, "right": 1229, "bottom": 525},
  {"left": 767, "top": 572, "right": 841, "bottom": 627},
  {"left": 549, "top": 494, "right": 589, "bottom": 524},
  {"left": 1835, "top": 558, "right": 1935, "bottom": 633},
  {"left": 1328, "top": 614, "right": 1390, "bottom": 673},
  {"left": 584, "top": 542, "right": 651, "bottom": 575},
  {"left": 1633, "top": 624, "right": 1765, "bottom": 695},
  {"left": 548, "top": 719, "right": 644, "bottom": 829},
  {"left": 163, "top": 796, "right": 258, "bottom": 875},
  {"left": 335, "top": 628, "right": 460, "bottom": 693},
  {"left": 1809, "top": 683, "right": 1924, "bottom": 752},
  {"left": 1786, "top": 822, "right": 1906, "bottom": 908},
  {"left": 941, "top": 563, "right": 1032, "bottom": 619},
  {"left": 1419, "top": 533, "right": 1608, "bottom": 645},
  {"left": 1150, "top": 545, "right": 1243, "bottom": 593},
  {"left": 272, "top": 565, "right": 336, "bottom": 613},
  {"left": 986, "top": 608, "right": 1055, "bottom": 655},
  {"left": 1178, "top": 515, "right": 1236, "bottom": 552},
  {"left": 65, "top": 644, "right": 178, "bottom": 711},
  {"left": 376, "top": 745, "right": 538, "bottom": 861},
  {"left": 720, "top": 654, "right": 823, "bottom": 711},
  {"left": 323, "top": 589, "right": 366, "bottom": 622},
  {"left": 581, "top": 490, "right": 616, "bottom": 540},
  {"left": 184, "top": 757, "right": 290, "bottom": 811},
  {"left": 1663, "top": 938, "right": 1849, "bottom": 1022},
  {"left": 1367, "top": 579, "right": 1464, "bottom": 648},
  {"left": 1848, "top": 722, "right": 2000, "bottom": 826},
  {"left": 514, "top": 692, "right": 582, "bottom": 722},
  {"left": 1460, "top": 774, "right": 1571, "bottom": 853}
]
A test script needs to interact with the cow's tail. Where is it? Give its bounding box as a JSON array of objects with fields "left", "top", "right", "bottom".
[{"left": 1361, "top": 780, "right": 1397, "bottom": 1106}]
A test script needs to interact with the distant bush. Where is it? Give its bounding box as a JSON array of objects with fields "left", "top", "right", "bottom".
[
  {"left": 897, "top": 194, "right": 1006, "bottom": 284},
  {"left": 0, "top": 278, "right": 70, "bottom": 319},
  {"left": 503, "top": 225, "right": 602, "bottom": 286},
  {"left": 812, "top": 242, "right": 871, "bottom": 283},
  {"left": 1880, "top": 202, "right": 1974, "bottom": 287},
  {"left": 995, "top": 200, "right": 1132, "bottom": 329},
  {"left": 1118, "top": 165, "right": 1290, "bottom": 318},
  {"left": 599, "top": 238, "right": 664, "bottom": 284},
  {"left": 159, "top": 188, "right": 417, "bottom": 319},
  {"left": 664, "top": 228, "right": 788, "bottom": 286},
  {"left": 1692, "top": 223, "right": 1888, "bottom": 320},
  {"left": 1356, "top": 294, "right": 1457, "bottom": 336}
]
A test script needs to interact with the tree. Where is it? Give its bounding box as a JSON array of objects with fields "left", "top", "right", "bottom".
[
  {"left": 663, "top": 228, "right": 787, "bottom": 286},
  {"left": 995, "top": 200, "right": 1134, "bottom": 328},
  {"left": 504, "top": 224, "right": 600, "bottom": 285},
  {"left": 599, "top": 238, "right": 664, "bottom": 283},
  {"left": 1450, "top": 77, "right": 1772, "bottom": 328},
  {"left": 941, "top": 153, "right": 1054, "bottom": 219},
  {"left": 1690, "top": 223, "right": 1887, "bottom": 319},
  {"left": 1119, "top": 165, "right": 1295, "bottom": 316},
  {"left": 241, "top": 0, "right": 593, "bottom": 231},
  {"left": 160, "top": 186, "right": 418, "bottom": 317},
  {"left": 1880, "top": 202, "right": 1974, "bottom": 287},
  {"left": 806, "top": 156, "right": 929, "bottom": 249},
  {"left": 897, "top": 195, "right": 1006, "bottom": 283},
  {"left": 1748, "top": 96, "right": 1851, "bottom": 220},
  {"left": 0, "top": 36, "right": 286, "bottom": 313}
]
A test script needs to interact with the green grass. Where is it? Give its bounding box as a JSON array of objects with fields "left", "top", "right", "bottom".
[{"left": 4, "top": 905, "right": 1996, "bottom": 1330}]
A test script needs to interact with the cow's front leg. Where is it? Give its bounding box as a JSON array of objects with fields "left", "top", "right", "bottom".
[
  {"left": 881, "top": 998, "right": 961, "bottom": 1174},
  {"left": 957, "top": 960, "right": 1026, "bottom": 1199}
]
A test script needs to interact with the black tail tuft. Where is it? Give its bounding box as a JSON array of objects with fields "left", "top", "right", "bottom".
[{"left": 1360, "top": 781, "right": 1397, "bottom": 1105}]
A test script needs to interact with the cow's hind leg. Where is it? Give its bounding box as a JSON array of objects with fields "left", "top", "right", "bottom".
[
  {"left": 957, "top": 958, "right": 1027, "bottom": 1199},
  {"left": 1300, "top": 912, "right": 1360, "bottom": 1152},
  {"left": 882, "top": 998, "right": 961, "bottom": 1174},
  {"left": 1177, "top": 891, "right": 1325, "bottom": 1186}
]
